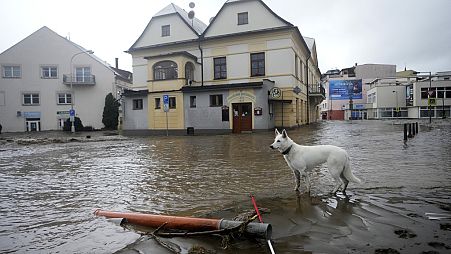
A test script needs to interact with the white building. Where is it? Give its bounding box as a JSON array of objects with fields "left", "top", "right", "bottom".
[
  {"left": 367, "top": 71, "right": 451, "bottom": 119},
  {"left": 0, "top": 26, "right": 131, "bottom": 132}
]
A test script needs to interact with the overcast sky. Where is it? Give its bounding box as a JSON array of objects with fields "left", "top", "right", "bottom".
[{"left": 1, "top": 0, "right": 450, "bottom": 73}]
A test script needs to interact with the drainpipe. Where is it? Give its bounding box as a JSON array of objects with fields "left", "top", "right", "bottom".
[
  {"left": 305, "top": 55, "right": 311, "bottom": 124},
  {"left": 198, "top": 37, "right": 204, "bottom": 86}
]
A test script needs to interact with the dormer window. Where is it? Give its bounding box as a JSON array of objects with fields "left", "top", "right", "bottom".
[
  {"left": 162, "top": 25, "right": 170, "bottom": 37},
  {"left": 238, "top": 12, "right": 248, "bottom": 25}
]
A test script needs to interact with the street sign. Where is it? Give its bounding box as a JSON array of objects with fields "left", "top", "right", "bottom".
[
  {"left": 428, "top": 98, "right": 436, "bottom": 106},
  {"left": 163, "top": 95, "right": 169, "bottom": 112},
  {"left": 69, "top": 109, "right": 75, "bottom": 117},
  {"left": 428, "top": 90, "right": 434, "bottom": 96}
]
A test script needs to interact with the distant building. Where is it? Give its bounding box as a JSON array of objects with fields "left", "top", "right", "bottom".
[
  {"left": 320, "top": 64, "right": 396, "bottom": 120},
  {"left": 0, "top": 26, "right": 131, "bottom": 132},
  {"left": 367, "top": 71, "right": 451, "bottom": 119},
  {"left": 124, "top": 0, "right": 324, "bottom": 134}
]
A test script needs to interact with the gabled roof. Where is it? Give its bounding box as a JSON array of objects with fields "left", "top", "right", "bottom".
[
  {"left": 0, "top": 26, "right": 131, "bottom": 83},
  {"left": 303, "top": 36, "right": 315, "bottom": 52},
  {"left": 202, "top": 0, "right": 292, "bottom": 36},
  {"left": 155, "top": 3, "right": 207, "bottom": 35},
  {"left": 129, "top": 3, "right": 207, "bottom": 51}
]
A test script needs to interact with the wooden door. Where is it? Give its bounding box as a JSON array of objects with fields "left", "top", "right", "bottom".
[{"left": 232, "top": 103, "right": 252, "bottom": 133}]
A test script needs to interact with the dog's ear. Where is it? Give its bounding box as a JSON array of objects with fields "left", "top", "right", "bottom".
[
  {"left": 275, "top": 128, "right": 280, "bottom": 135},
  {"left": 282, "top": 129, "right": 287, "bottom": 138}
]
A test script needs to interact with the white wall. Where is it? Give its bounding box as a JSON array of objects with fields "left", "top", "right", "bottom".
[
  {"left": 204, "top": 1, "right": 287, "bottom": 38},
  {"left": 0, "top": 27, "right": 119, "bottom": 132}
]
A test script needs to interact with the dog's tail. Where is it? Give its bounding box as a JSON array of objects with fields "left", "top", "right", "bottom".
[{"left": 343, "top": 155, "right": 362, "bottom": 184}]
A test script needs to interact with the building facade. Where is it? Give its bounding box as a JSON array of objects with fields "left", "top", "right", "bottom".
[
  {"left": 0, "top": 27, "right": 131, "bottom": 132},
  {"left": 366, "top": 71, "right": 451, "bottom": 119},
  {"left": 320, "top": 64, "right": 396, "bottom": 120},
  {"left": 123, "top": 0, "right": 324, "bottom": 134}
]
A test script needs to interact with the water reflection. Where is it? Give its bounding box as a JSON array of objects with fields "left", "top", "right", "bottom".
[{"left": 0, "top": 121, "right": 450, "bottom": 253}]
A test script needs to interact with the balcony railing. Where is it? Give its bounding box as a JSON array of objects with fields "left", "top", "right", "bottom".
[
  {"left": 63, "top": 74, "right": 96, "bottom": 85},
  {"left": 309, "top": 84, "right": 326, "bottom": 98}
]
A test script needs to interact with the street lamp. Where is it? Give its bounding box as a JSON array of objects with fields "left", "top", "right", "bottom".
[
  {"left": 392, "top": 90, "right": 398, "bottom": 117},
  {"left": 70, "top": 50, "right": 94, "bottom": 133},
  {"left": 414, "top": 71, "right": 432, "bottom": 123}
]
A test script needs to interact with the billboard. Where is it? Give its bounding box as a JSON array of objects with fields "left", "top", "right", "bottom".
[{"left": 329, "top": 79, "right": 362, "bottom": 100}]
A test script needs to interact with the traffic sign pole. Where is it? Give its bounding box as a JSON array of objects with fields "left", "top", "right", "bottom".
[{"left": 163, "top": 95, "right": 169, "bottom": 136}]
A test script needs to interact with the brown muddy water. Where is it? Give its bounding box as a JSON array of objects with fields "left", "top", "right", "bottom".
[{"left": 0, "top": 121, "right": 450, "bottom": 253}]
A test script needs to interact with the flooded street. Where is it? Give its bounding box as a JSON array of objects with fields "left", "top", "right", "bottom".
[{"left": 0, "top": 120, "right": 450, "bottom": 253}]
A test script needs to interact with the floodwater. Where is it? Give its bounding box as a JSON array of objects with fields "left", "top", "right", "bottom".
[{"left": 0, "top": 120, "right": 450, "bottom": 253}]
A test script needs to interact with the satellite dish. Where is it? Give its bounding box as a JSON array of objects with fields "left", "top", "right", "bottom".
[
  {"left": 188, "top": 10, "right": 195, "bottom": 19},
  {"left": 189, "top": 2, "right": 195, "bottom": 8}
]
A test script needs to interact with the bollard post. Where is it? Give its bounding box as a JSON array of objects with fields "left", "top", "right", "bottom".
[
  {"left": 404, "top": 123, "right": 408, "bottom": 141},
  {"left": 416, "top": 122, "right": 419, "bottom": 134},
  {"left": 408, "top": 123, "right": 413, "bottom": 138},
  {"left": 412, "top": 123, "right": 416, "bottom": 137}
]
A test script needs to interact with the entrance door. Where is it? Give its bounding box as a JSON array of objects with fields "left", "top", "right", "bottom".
[
  {"left": 232, "top": 103, "right": 252, "bottom": 133},
  {"left": 26, "top": 119, "right": 41, "bottom": 132}
]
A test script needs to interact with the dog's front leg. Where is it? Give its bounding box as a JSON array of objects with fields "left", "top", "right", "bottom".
[{"left": 293, "top": 170, "right": 301, "bottom": 191}]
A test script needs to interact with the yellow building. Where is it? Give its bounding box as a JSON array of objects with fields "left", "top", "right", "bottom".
[{"left": 125, "top": 0, "right": 324, "bottom": 134}]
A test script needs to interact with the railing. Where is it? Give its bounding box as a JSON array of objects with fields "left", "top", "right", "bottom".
[
  {"left": 63, "top": 74, "right": 96, "bottom": 85},
  {"left": 309, "top": 84, "right": 325, "bottom": 97}
]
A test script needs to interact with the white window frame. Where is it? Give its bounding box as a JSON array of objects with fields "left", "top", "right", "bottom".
[
  {"left": 57, "top": 93, "right": 72, "bottom": 104},
  {"left": 75, "top": 66, "right": 91, "bottom": 82},
  {"left": 2, "top": 65, "right": 21, "bottom": 78},
  {"left": 23, "top": 93, "right": 40, "bottom": 105},
  {"left": 132, "top": 99, "right": 143, "bottom": 110},
  {"left": 41, "top": 66, "right": 58, "bottom": 79}
]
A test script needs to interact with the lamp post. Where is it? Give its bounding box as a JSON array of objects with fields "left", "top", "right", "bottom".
[
  {"left": 414, "top": 71, "right": 432, "bottom": 123},
  {"left": 70, "top": 50, "right": 94, "bottom": 133},
  {"left": 392, "top": 90, "right": 398, "bottom": 117}
]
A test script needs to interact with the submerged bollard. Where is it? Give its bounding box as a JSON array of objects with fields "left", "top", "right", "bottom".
[
  {"left": 404, "top": 124, "right": 408, "bottom": 141},
  {"left": 416, "top": 122, "right": 419, "bottom": 134},
  {"left": 412, "top": 123, "right": 416, "bottom": 137},
  {"left": 408, "top": 123, "right": 413, "bottom": 138}
]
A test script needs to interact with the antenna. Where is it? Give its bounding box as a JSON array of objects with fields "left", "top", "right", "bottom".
[{"left": 188, "top": 2, "right": 196, "bottom": 26}]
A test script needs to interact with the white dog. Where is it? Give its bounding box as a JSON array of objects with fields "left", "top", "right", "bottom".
[{"left": 270, "top": 129, "right": 361, "bottom": 194}]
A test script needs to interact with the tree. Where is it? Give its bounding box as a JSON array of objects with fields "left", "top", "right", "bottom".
[
  {"left": 102, "top": 93, "right": 121, "bottom": 130},
  {"left": 63, "top": 117, "right": 84, "bottom": 131}
]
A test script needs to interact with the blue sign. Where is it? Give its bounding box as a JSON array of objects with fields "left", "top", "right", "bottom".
[
  {"left": 69, "top": 109, "right": 75, "bottom": 117},
  {"left": 163, "top": 95, "right": 169, "bottom": 104},
  {"left": 329, "top": 79, "right": 362, "bottom": 100}
]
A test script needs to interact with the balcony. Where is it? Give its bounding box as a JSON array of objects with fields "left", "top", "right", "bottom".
[
  {"left": 309, "top": 84, "right": 326, "bottom": 105},
  {"left": 63, "top": 75, "right": 96, "bottom": 85}
]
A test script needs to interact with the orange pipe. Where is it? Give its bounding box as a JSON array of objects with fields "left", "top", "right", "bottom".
[{"left": 94, "top": 209, "right": 221, "bottom": 231}]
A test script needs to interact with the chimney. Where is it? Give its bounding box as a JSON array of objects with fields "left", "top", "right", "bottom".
[{"left": 115, "top": 58, "right": 119, "bottom": 69}]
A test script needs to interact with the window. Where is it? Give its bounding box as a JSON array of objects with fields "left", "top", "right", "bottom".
[
  {"left": 421, "top": 88, "right": 428, "bottom": 99},
  {"left": 446, "top": 87, "right": 451, "bottom": 98},
  {"left": 251, "top": 52, "right": 265, "bottom": 76},
  {"left": 41, "top": 66, "right": 58, "bottom": 78},
  {"left": 162, "top": 25, "right": 170, "bottom": 37},
  {"left": 190, "top": 96, "right": 196, "bottom": 108},
  {"left": 185, "top": 62, "right": 194, "bottom": 83},
  {"left": 133, "top": 99, "right": 143, "bottom": 110},
  {"left": 3, "top": 65, "right": 21, "bottom": 78},
  {"left": 238, "top": 12, "right": 248, "bottom": 25},
  {"left": 210, "top": 94, "right": 223, "bottom": 107},
  {"left": 169, "top": 97, "right": 176, "bottom": 109},
  {"left": 57, "top": 93, "right": 72, "bottom": 104},
  {"left": 295, "top": 56, "right": 299, "bottom": 78},
  {"left": 75, "top": 67, "right": 91, "bottom": 82},
  {"left": 214, "top": 57, "right": 227, "bottom": 79},
  {"left": 155, "top": 98, "right": 161, "bottom": 109},
  {"left": 154, "top": 61, "right": 178, "bottom": 80},
  {"left": 23, "top": 93, "right": 39, "bottom": 105},
  {"left": 437, "top": 87, "right": 445, "bottom": 98}
]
